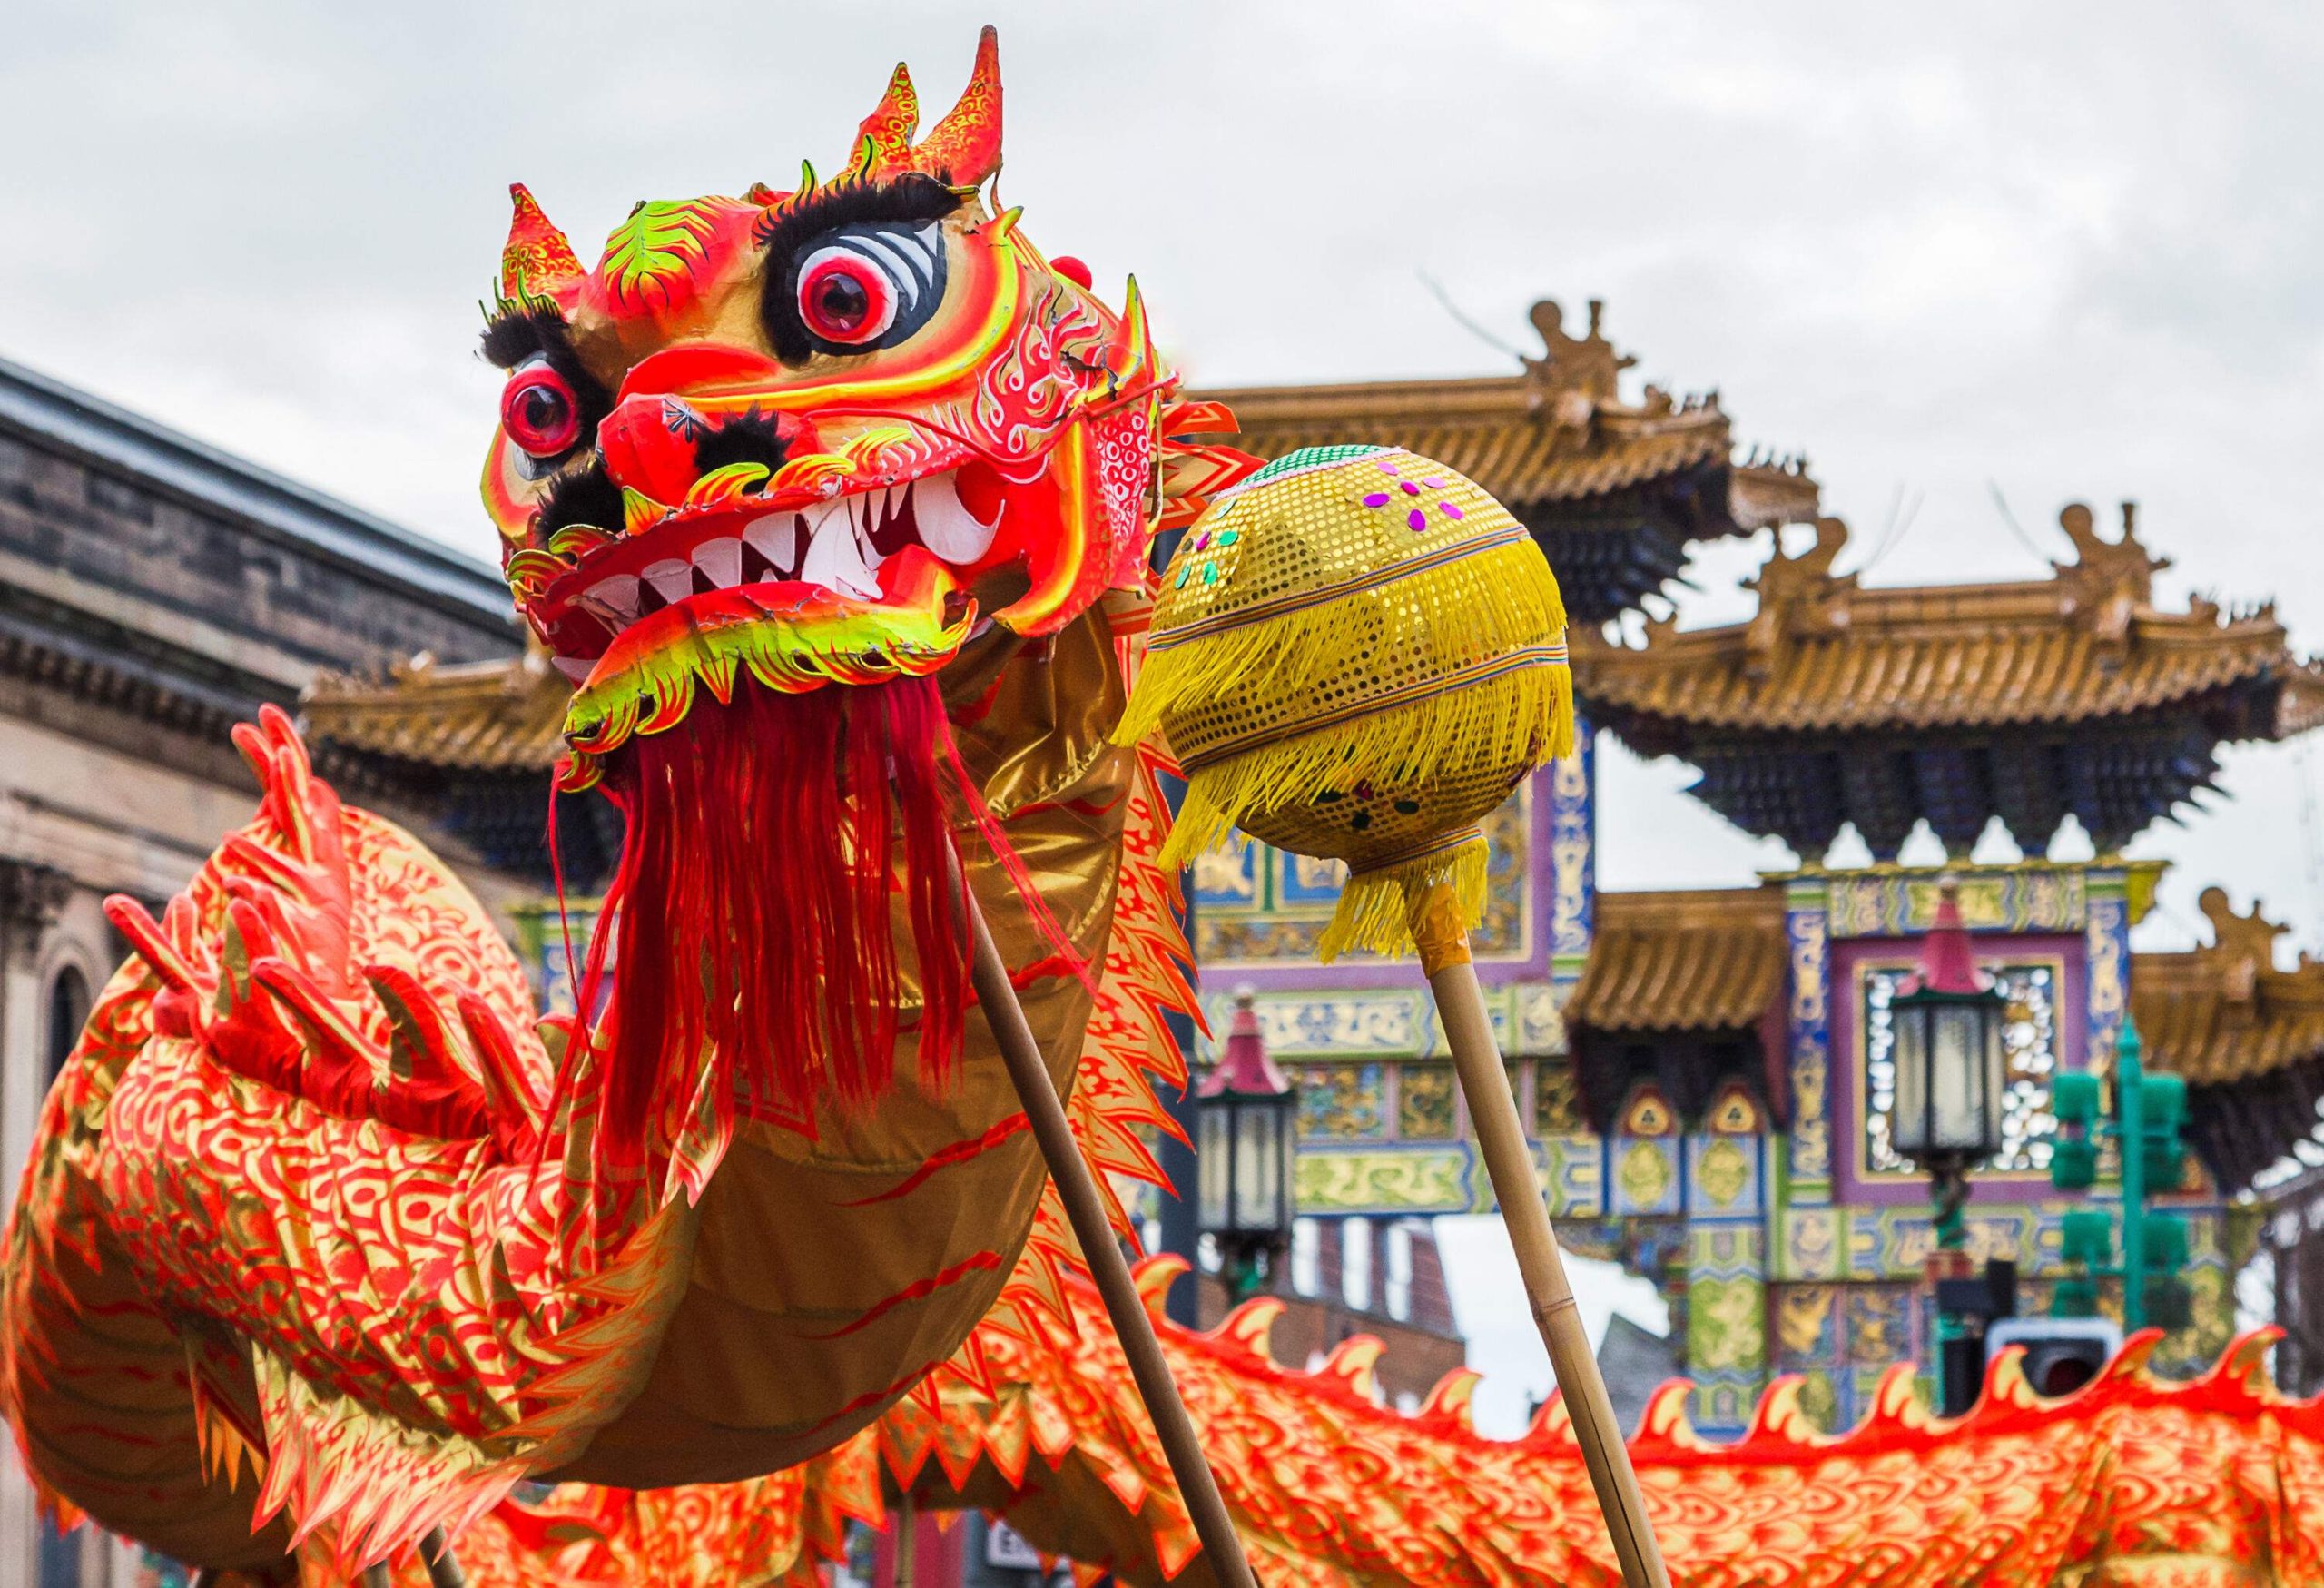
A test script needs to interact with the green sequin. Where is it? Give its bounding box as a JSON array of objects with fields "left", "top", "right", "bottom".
[{"left": 1238, "top": 443, "right": 1390, "bottom": 490}]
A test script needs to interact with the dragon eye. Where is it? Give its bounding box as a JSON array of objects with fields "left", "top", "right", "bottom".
[
  {"left": 797, "top": 248, "right": 898, "bottom": 345},
  {"left": 501, "top": 361, "right": 582, "bottom": 458},
  {"left": 773, "top": 221, "right": 947, "bottom": 359}
]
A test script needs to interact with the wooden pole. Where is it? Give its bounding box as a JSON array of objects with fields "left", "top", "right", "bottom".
[
  {"left": 893, "top": 1494, "right": 918, "bottom": 1588},
  {"left": 960, "top": 871, "right": 1260, "bottom": 1588},
  {"left": 1411, "top": 882, "right": 1673, "bottom": 1588},
  {"left": 419, "top": 1527, "right": 468, "bottom": 1588}
]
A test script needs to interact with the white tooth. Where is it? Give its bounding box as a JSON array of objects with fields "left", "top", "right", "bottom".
[
  {"left": 803, "top": 498, "right": 846, "bottom": 535},
  {"left": 885, "top": 482, "right": 907, "bottom": 523},
  {"left": 552, "top": 656, "right": 593, "bottom": 682},
  {"left": 583, "top": 574, "right": 641, "bottom": 622},
  {"left": 911, "top": 470, "right": 1001, "bottom": 563},
  {"left": 694, "top": 537, "right": 743, "bottom": 589},
  {"left": 744, "top": 513, "right": 802, "bottom": 574},
  {"left": 801, "top": 508, "right": 881, "bottom": 598},
  {"left": 644, "top": 558, "right": 694, "bottom": 604}
]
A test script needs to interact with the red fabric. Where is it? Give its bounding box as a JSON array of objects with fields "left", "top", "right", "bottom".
[{"left": 575, "top": 677, "right": 967, "bottom": 1161}]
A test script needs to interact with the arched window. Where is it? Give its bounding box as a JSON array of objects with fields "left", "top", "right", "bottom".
[{"left": 45, "top": 965, "right": 90, "bottom": 1087}]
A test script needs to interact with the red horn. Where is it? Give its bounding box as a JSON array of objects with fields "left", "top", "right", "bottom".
[
  {"left": 499, "top": 183, "right": 584, "bottom": 310},
  {"left": 911, "top": 25, "right": 1001, "bottom": 187},
  {"left": 856, "top": 61, "right": 921, "bottom": 174}
]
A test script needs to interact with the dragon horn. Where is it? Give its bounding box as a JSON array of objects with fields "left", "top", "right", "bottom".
[
  {"left": 912, "top": 25, "right": 1002, "bottom": 187},
  {"left": 500, "top": 182, "right": 585, "bottom": 309},
  {"left": 856, "top": 60, "right": 920, "bottom": 173}
]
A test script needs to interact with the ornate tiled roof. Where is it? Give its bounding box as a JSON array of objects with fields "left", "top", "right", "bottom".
[
  {"left": 1576, "top": 506, "right": 2324, "bottom": 735},
  {"left": 1190, "top": 299, "right": 1816, "bottom": 622},
  {"left": 1576, "top": 506, "right": 2324, "bottom": 857},
  {"left": 303, "top": 646, "right": 572, "bottom": 774},
  {"left": 1564, "top": 886, "right": 1788, "bottom": 1033},
  {"left": 2135, "top": 890, "right": 2324, "bottom": 1193},
  {"left": 2136, "top": 901, "right": 2324, "bottom": 1086}
]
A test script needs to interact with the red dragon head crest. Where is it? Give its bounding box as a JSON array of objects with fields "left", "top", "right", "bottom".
[{"left": 481, "top": 28, "right": 1180, "bottom": 787}]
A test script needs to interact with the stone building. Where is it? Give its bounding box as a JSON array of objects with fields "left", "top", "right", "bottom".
[{"left": 0, "top": 355, "right": 519, "bottom": 1587}]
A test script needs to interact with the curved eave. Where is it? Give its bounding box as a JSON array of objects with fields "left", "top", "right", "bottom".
[
  {"left": 1574, "top": 617, "right": 2312, "bottom": 742},
  {"left": 302, "top": 656, "right": 570, "bottom": 776}
]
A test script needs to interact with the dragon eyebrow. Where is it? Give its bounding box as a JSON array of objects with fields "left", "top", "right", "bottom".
[
  {"left": 480, "top": 302, "right": 578, "bottom": 370},
  {"left": 752, "top": 173, "right": 965, "bottom": 278}
]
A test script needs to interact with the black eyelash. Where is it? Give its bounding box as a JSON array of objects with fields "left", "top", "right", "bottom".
[
  {"left": 534, "top": 464, "right": 625, "bottom": 542},
  {"left": 753, "top": 173, "right": 963, "bottom": 262},
  {"left": 480, "top": 304, "right": 566, "bottom": 369},
  {"left": 756, "top": 175, "right": 963, "bottom": 363},
  {"left": 479, "top": 304, "right": 615, "bottom": 458}
]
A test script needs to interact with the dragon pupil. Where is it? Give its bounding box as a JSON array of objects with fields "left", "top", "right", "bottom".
[
  {"left": 521, "top": 388, "right": 566, "bottom": 431},
  {"left": 814, "top": 271, "right": 871, "bottom": 333}
]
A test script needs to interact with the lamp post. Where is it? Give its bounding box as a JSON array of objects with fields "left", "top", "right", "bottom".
[
  {"left": 1889, "top": 876, "right": 2010, "bottom": 1415},
  {"left": 1197, "top": 987, "right": 1298, "bottom": 1301},
  {"left": 1890, "top": 878, "right": 2009, "bottom": 1248}
]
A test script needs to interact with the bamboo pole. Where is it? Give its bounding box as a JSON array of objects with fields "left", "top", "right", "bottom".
[
  {"left": 893, "top": 1494, "right": 918, "bottom": 1588},
  {"left": 419, "top": 1528, "right": 468, "bottom": 1588},
  {"left": 1412, "top": 883, "right": 1672, "bottom": 1588},
  {"left": 960, "top": 871, "right": 1260, "bottom": 1588}
]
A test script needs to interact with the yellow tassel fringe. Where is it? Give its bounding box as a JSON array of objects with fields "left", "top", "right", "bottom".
[
  {"left": 1317, "top": 831, "right": 1491, "bottom": 963},
  {"left": 1156, "top": 661, "right": 1573, "bottom": 870}
]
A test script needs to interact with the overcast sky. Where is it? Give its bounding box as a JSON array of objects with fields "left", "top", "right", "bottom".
[{"left": 7, "top": 2, "right": 2321, "bottom": 1430}]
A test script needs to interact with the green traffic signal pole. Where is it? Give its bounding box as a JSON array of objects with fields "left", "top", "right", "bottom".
[{"left": 2117, "top": 1020, "right": 2147, "bottom": 1332}]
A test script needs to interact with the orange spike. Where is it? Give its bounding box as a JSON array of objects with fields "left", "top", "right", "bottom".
[
  {"left": 1130, "top": 1253, "right": 1187, "bottom": 1324},
  {"left": 856, "top": 61, "right": 921, "bottom": 172},
  {"left": 911, "top": 25, "right": 1002, "bottom": 186},
  {"left": 499, "top": 182, "right": 584, "bottom": 308},
  {"left": 1418, "top": 1366, "right": 1482, "bottom": 1427}
]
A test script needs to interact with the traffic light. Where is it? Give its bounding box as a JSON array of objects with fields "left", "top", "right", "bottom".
[
  {"left": 2050, "top": 1071, "right": 2101, "bottom": 1190},
  {"left": 2137, "top": 1073, "right": 2188, "bottom": 1190},
  {"left": 2060, "top": 1209, "right": 2112, "bottom": 1267},
  {"left": 2043, "top": 1022, "right": 2201, "bottom": 1334}
]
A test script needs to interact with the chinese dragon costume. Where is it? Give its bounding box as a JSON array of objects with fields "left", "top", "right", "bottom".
[{"left": 6, "top": 27, "right": 2324, "bottom": 1588}]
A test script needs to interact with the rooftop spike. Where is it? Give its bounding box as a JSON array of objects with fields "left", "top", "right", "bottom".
[{"left": 912, "top": 25, "right": 1002, "bottom": 187}]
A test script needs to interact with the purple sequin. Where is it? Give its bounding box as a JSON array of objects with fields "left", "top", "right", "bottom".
[
  {"left": 1422, "top": 477, "right": 1446, "bottom": 488},
  {"left": 1376, "top": 460, "right": 1401, "bottom": 475},
  {"left": 1363, "top": 491, "right": 1392, "bottom": 508},
  {"left": 1400, "top": 480, "right": 1422, "bottom": 496},
  {"left": 1194, "top": 531, "right": 1212, "bottom": 550},
  {"left": 1407, "top": 508, "right": 1426, "bottom": 532},
  {"left": 1440, "top": 502, "right": 1465, "bottom": 520}
]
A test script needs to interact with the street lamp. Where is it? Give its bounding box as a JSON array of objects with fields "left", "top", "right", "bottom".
[
  {"left": 1890, "top": 876, "right": 2008, "bottom": 1250},
  {"left": 1197, "top": 987, "right": 1298, "bottom": 1299}
]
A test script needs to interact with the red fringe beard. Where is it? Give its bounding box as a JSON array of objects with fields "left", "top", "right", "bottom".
[{"left": 568, "top": 674, "right": 1013, "bottom": 1166}]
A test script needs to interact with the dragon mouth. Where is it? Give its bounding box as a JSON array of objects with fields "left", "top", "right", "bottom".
[{"left": 534, "top": 463, "right": 1027, "bottom": 784}]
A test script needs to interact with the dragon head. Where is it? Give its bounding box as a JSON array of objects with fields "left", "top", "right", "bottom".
[{"left": 481, "top": 27, "right": 1170, "bottom": 788}]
